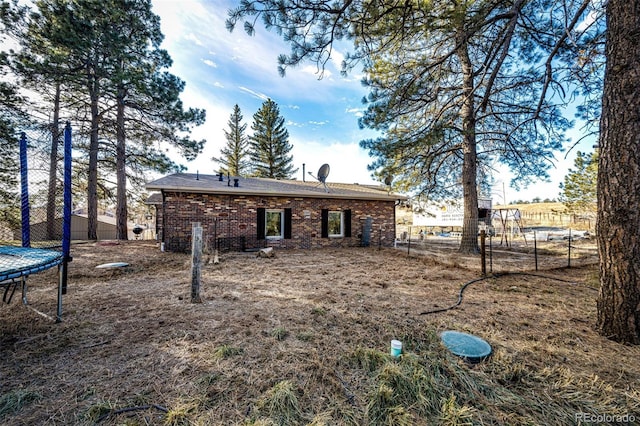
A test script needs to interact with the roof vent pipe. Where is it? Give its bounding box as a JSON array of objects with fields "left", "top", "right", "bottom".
[
  {"left": 218, "top": 172, "right": 223, "bottom": 181},
  {"left": 234, "top": 178, "right": 239, "bottom": 187},
  {"left": 196, "top": 171, "right": 199, "bottom": 180},
  {"left": 303, "top": 163, "right": 305, "bottom": 182}
]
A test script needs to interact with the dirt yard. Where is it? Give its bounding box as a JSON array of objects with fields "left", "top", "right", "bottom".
[{"left": 1, "top": 241, "right": 639, "bottom": 425}]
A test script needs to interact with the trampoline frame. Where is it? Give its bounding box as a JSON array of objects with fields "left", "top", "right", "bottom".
[{"left": 0, "top": 123, "right": 72, "bottom": 322}]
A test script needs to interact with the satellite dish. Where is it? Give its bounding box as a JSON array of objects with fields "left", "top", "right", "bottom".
[
  {"left": 308, "top": 163, "right": 331, "bottom": 192},
  {"left": 317, "top": 164, "right": 330, "bottom": 183}
]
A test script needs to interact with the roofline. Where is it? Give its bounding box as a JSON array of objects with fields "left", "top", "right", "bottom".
[{"left": 145, "top": 184, "right": 407, "bottom": 202}]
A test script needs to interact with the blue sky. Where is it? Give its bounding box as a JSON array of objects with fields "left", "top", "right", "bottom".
[{"left": 151, "top": 0, "right": 595, "bottom": 203}]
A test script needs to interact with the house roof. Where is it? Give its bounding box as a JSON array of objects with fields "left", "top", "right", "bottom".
[
  {"left": 145, "top": 193, "right": 162, "bottom": 205},
  {"left": 145, "top": 173, "right": 407, "bottom": 202}
]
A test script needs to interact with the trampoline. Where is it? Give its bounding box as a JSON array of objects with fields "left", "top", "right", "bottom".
[
  {"left": 0, "top": 123, "right": 73, "bottom": 321},
  {"left": 0, "top": 247, "right": 64, "bottom": 282}
]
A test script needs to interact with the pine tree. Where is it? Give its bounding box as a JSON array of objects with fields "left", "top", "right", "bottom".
[
  {"left": 596, "top": 0, "right": 640, "bottom": 344},
  {"left": 7, "top": 0, "right": 205, "bottom": 239},
  {"left": 100, "top": 0, "right": 205, "bottom": 240},
  {"left": 227, "top": 0, "right": 600, "bottom": 253},
  {"left": 0, "top": 57, "right": 25, "bottom": 231},
  {"left": 216, "top": 104, "right": 249, "bottom": 176},
  {"left": 559, "top": 151, "right": 598, "bottom": 215},
  {"left": 249, "top": 99, "right": 297, "bottom": 179}
]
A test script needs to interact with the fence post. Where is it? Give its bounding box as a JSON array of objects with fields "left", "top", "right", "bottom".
[
  {"left": 489, "top": 234, "right": 493, "bottom": 273},
  {"left": 480, "top": 230, "right": 486, "bottom": 276},
  {"left": 534, "top": 231, "right": 538, "bottom": 271},
  {"left": 191, "top": 222, "right": 203, "bottom": 303},
  {"left": 567, "top": 228, "right": 572, "bottom": 268}
]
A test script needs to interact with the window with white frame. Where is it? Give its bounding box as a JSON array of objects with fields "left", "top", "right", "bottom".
[
  {"left": 328, "top": 211, "right": 343, "bottom": 237},
  {"left": 265, "top": 209, "right": 284, "bottom": 239},
  {"left": 321, "top": 208, "right": 351, "bottom": 239}
]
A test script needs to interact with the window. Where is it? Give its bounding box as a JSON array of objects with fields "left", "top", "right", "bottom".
[
  {"left": 257, "top": 208, "right": 292, "bottom": 240},
  {"left": 321, "top": 209, "right": 351, "bottom": 238},
  {"left": 328, "top": 211, "right": 343, "bottom": 237},
  {"left": 266, "top": 210, "right": 284, "bottom": 239}
]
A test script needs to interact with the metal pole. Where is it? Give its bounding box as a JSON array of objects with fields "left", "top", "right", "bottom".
[
  {"left": 407, "top": 226, "right": 411, "bottom": 256},
  {"left": 489, "top": 234, "right": 493, "bottom": 273},
  {"left": 57, "top": 123, "right": 73, "bottom": 321},
  {"left": 534, "top": 230, "right": 538, "bottom": 272},
  {"left": 567, "top": 228, "right": 572, "bottom": 268},
  {"left": 480, "top": 230, "right": 486, "bottom": 276},
  {"left": 19, "top": 133, "right": 30, "bottom": 248}
]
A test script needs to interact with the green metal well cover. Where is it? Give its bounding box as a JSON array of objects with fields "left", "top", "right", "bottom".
[{"left": 440, "top": 330, "right": 492, "bottom": 363}]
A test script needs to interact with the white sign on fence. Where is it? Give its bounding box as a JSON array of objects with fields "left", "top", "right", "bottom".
[{"left": 412, "top": 199, "right": 492, "bottom": 227}]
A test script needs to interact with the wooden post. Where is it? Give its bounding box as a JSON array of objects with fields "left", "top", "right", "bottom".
[
  {"left": 213, "top": 217, "right": 219, "bottom": 264},
  {"left": 191, "top": 222, "right": 203, "bottom": 303}
]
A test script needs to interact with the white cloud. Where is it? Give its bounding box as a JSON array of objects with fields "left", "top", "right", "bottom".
[
  {"left": 345, "top": 107, "right": 365, "bottom": 118},
  {"left": 202, "top": 59, "right": 217, "bottom": 68},
  {"left": 300, "top": 64, "right": 332, "bottom": 79},
  {"left": 238, "top": 86, "right": 269, "bottom": 101},
  {"left": 330, "top": 49, "right": 345, "bottom": 72},
  {"left": 184, "top": 32, "right": 205, "bottom": 47}
]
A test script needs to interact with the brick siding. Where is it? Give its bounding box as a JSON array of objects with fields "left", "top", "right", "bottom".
[{"left": 160, "top": 191, "right": 397, "bottom": 252}]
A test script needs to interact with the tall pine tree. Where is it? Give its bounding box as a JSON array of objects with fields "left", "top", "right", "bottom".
[
  {"left": 227, "top": 0, "right": 599, "bottom": 253},
  {"left": 99, "top": 0, "right": 205, "bottom": 240},
  {"left": 0, "top": 32, "right": 25, "bottom": 230},
  {"left": 559, "top": 151, "right": 598, "bottom": 215},
  {"left": 7, "top": 0, "right": 205, "bottom": 239},
  {"left": 596, "top": 0, "right": 640, "bottom": 344},
  {"left": 215, "top": 104, "right": 249, "bottom": 176},
  {"left": 249, "top": 99, "right": 297, "bottom": 179}
]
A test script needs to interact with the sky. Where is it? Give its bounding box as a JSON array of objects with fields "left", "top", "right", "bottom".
[{"left": 150, "top": 0, "right": 596, "bottom": 204}]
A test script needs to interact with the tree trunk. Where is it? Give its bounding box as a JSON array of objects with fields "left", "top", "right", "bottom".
[
  {"left": 46, "top": 81, "right": 61, "bottom": 240},
  {"left": 87, "top": 67, "right": 99, "bottom": 240},
  {"left": 457, "top": 29, "right": 479, "bottom": 254},
  {"left": 596, "top": 0, "right": 640, "bottom": 344},
  {"left": 116, "top": 85, "right": 128, "bottom": 240}
]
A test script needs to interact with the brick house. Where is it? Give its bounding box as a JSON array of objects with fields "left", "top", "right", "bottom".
[{"left": 145, "top": 173, "right": 407, "bottom": 252}]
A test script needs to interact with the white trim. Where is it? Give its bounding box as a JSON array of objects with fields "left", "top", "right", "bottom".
[
  {"left": 328, "top": 211, "right": 344, "bottom": 237},
  {"left": 265, "top": 209, "right": 284, "bottom": 239}
]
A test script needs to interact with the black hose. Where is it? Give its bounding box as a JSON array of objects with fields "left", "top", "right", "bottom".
[{"left": 419, "top": 271, "right": 595, "bottom": 315}]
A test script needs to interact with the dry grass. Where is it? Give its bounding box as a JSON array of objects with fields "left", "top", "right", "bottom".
[{"left": 1, "top": 241, "right": 639, "bottom": 425}]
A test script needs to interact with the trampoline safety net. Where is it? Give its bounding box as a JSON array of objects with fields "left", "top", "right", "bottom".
[{"left": 0, "top": 123, "right": 72, "bottom": 322}]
